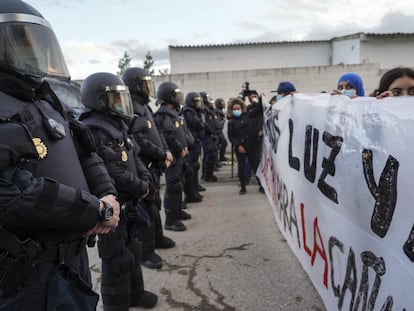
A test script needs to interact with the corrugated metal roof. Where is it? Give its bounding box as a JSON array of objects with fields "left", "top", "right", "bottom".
[
  {"left": 169, "top": 32, "right": 414, "bottom": 49},
  {"left": 169, "top": 40, "right": 328, "bottom": 49}
]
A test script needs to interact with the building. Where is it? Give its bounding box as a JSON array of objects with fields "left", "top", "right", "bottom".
[{"left": 153, "top": 32, "right": 414, "bottom": 102}]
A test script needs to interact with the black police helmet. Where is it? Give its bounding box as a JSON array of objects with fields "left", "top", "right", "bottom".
[
  {"left": 0, "top": 0, "right": 70, "bottom": 86},
  {"left": 200, "top": 92, "right": 215, "bottom": 109},
  {"left": 215, "top": 98, "right": 225, "bottom": 110},
  {"left": 121, "top": 67, "right": 156, "bottom": 98},
  {"left": 157, "top": 82, "right": 184, "bottom": 108},
  {"left": 185, "top": 92, "right": 204, "bottom": 110},
  {"left": 80, "top": 72, "right": 134, "bottom": 120}
]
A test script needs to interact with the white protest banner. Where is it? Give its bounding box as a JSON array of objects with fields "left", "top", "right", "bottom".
[{"left": 257, "top": 93, "right": 414, "bottom": 310}]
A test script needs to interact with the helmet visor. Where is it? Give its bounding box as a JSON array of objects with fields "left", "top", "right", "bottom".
[
  {"left": 106, "top": 85, "right": 134, "bottom": 119},
  {"left": 206, "top": 95, "right": 215, "bottom": 109},
  {"left": 0, "top": 21, "right": 70, "bottom": 79},
  {"left": 173, "top": 88, "right": 184, "bottom": 106},
  {"left": 141, "top": 76, "right": 156, "bottom": 98},
  {"left": 193, "top": 96, "right": 203, "bottom": 109}
]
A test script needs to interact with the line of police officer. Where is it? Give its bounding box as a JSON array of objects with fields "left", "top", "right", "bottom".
[
  {"left": 0, "top": 1, "right": 230, "bottom": 309},
  {"left": 0, "top": 1, "right": 122, "bottom": 310}
]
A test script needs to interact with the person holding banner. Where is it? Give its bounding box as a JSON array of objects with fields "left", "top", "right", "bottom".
[
  {"left": 332, "top": 72, "right": 365, "bottom": 97},
  {"left": 374, "top": 67, "right": 414, "bottom": 98}
]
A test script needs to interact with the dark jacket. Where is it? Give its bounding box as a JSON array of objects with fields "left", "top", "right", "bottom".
[
  {"left": 227, "top": 113, "right": 254, "bottom": 152},
  {"left": 0, "top": 76, "right": 115, "bottom": 242},
  {"left": 80, "top": 111, "right": 151, "bottom": 204}
]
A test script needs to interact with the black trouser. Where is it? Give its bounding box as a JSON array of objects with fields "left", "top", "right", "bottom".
[
  {"left": 164, "top": 158, "right": 184, "bottom": 225},
  {"left": 202, "top": 136, "right": 218, "bottom": 178},
  {"left": 98, "top": 219, "right": 145, "bottom": 310},
  {"left": 235, "top": 145, "right": 261, "bottom": 188},
  {"left": 218, "top": 133, "right": 228, "bottom": 161}
]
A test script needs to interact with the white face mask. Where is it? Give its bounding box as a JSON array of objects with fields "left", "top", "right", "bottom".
[
  {"left": 276, "top": 94, "right": 284, "bottom": 101},
  {"left": 342, "top": 89, "right": 357, "bottom": 97},
  {"left": 232, "top": 110, "right": 242, "bottom": 117},
  {"left": 251, "top": 97, "right": 259, "bottom": 103}
]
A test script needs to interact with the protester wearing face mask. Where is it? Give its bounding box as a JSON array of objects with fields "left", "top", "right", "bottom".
[
  {"left": 333, "top": 73, "right": 365, "bottom": 98},
  {"left": 227, "top": 98, "right": 259, "bottom": 195},
  {"left": 270, "top": 81, "right": 297, "bottom": 102}
]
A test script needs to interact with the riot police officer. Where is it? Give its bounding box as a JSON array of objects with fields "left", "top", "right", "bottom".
[
  {"left": 80, "top": 72, "right": 158, "bottom": 310},
  {"left": 0, "top": 1, "right": 120, "bottom": 310},
  {"left": 182, "top": 92, "right": 208, "bottom": 198},
  {"left": 200, "top": 92, "right": 219, "bottom": 182},
  {"left": 214, "top": 98, "right": 229, "bottom": 163},
  {"left": 154, "top": 82, "right": 190, "bottom": 231},
  {"left": 121, "top": 67, "right": 175, "bottom": 269}
]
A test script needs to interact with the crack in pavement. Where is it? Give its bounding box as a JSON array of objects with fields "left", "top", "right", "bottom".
[{"left": 160, "top": 243, "right": 253, "bottom": 310}]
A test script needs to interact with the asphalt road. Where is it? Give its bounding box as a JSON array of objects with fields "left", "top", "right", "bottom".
[{"left": 88, "top": 163, "right": 326, "bottom": 311}]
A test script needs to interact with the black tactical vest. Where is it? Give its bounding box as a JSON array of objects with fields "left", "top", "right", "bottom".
[{"left": 0, "top": 91, "right": 90, "bottom": 191}]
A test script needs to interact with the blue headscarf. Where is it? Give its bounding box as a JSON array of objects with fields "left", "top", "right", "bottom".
[{"left": 338, "top": 73, "right": 365, "bottom": 96}]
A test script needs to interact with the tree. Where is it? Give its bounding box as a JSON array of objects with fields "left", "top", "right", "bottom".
[
  {"left": 117, "top": 51, "right": 131, "bottom": 76},
  {"left": 143, "top": 51, "right": 154, "bottom": 75}
]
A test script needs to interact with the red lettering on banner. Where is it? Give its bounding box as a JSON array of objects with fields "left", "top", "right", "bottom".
[
  {"left": 301, "top": 203, "right": 312, "bottom": 257},
  {"left": 301, "top": 203, "right": 329, "bottom": 288}
]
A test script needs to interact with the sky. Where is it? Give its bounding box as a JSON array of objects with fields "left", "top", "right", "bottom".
[{"left": 24, "top": 0, "right": 414, "bottom": 80}]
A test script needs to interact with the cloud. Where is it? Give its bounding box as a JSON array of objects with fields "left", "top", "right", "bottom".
[{"left": 372, "top": 12, "right": 414, "bottom": 33}]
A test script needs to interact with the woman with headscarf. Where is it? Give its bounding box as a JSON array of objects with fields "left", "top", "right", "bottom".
[{"left": 332, "top": 72, "right": 365, "bottom": 98}]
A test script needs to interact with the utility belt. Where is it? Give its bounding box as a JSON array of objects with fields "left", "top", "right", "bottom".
[{"left": 0, "top": 226, "right": 87, "bottom": 297}]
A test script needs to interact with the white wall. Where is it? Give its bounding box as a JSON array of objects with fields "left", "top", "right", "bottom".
[
  {"left": 361, "top": 38, "right": 414, "bottom": 69},
  {"left": 332, "top": 38, "right": 360, "bottom": 65},
  {"left": 169, "top": 42, "right": 331, "bottom": 74},
  {"left": 153, "top": 63, "right": 381, "bottom": 105}
]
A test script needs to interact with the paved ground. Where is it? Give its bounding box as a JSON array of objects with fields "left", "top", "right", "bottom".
[{"left": 88, "top": 162, "right": 326, "bottom": 311}]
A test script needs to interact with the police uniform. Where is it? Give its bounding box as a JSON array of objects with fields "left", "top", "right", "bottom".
[
  {"left": 182, "top": 104, "right": 206, "bottom": 198},
  {"left": 214, "top": 105, "right": 229, "bottom": 162},
  {"left": 80, "top": 72, "right": 158, "bottom": 310},
  {"left": 129, "top": 93, "right": 173, "bottom": 267},
  {"left": 0, "top": 77, "right": 116, "bottom": 311},
  {"left": 154, "top": 104, "right": 188, "bottom": 231}
]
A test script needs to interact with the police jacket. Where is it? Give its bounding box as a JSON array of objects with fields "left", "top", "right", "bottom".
[
  {"left": 215, "top": 108, "right": 226, "bottom": 130},
  {"left": 80, "top": 111, "right": 151, "bottom": 204},
  {"left": 129, "top": 94, "right": 167, "bottom": 167},
  {"left": 203, "top": 108, "right": 218, "bottom": 136},
  {"left": 0, "top": 74, "right": 116, "bottom": 243},
  {"left": 153, "top": 105, "right": 187, "bottom": 157},
  {"left": 181, "top": 106, "right": 206, "bottom": 140},
  {"left": 227, "top": 113, "right": 254, "bottom": 152}
]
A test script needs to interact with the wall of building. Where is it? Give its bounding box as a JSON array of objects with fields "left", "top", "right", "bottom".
[
  {"left": 332, "top": 38, "right": 360, "bottom": 65},
  {"left": 169, "top": 42, "right": 331, "bottom": 74},
  {"left": 360, "top": 38, "right": 414, "bottom": 69},
  {"left": 153, "top": 63, "right": 381, "bottom": 104}
]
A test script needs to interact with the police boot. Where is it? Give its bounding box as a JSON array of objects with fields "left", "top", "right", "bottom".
[
  {"left": 141, "top": 239, "right": 162, "bottom": 269},
  {"left": 179, "top": 210, "right": 192, "bottom": 220},
  {"left": 204, "top": 174, "right": 218, "bottom": 182},
  {"left": 185, "top": 192, "right": 203, "bottom": 203},
  {"left": 165, "top": 209, "right": 186, "bottom": 231},
  {"left": 155, "top": 235, "right": 176, "bottom": 249},
  {"left": 130, "top": 291, "right": 158, "bottom": 309},
  {"left": 127, "top": 240, "right": 158, "bottom": 308}
]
